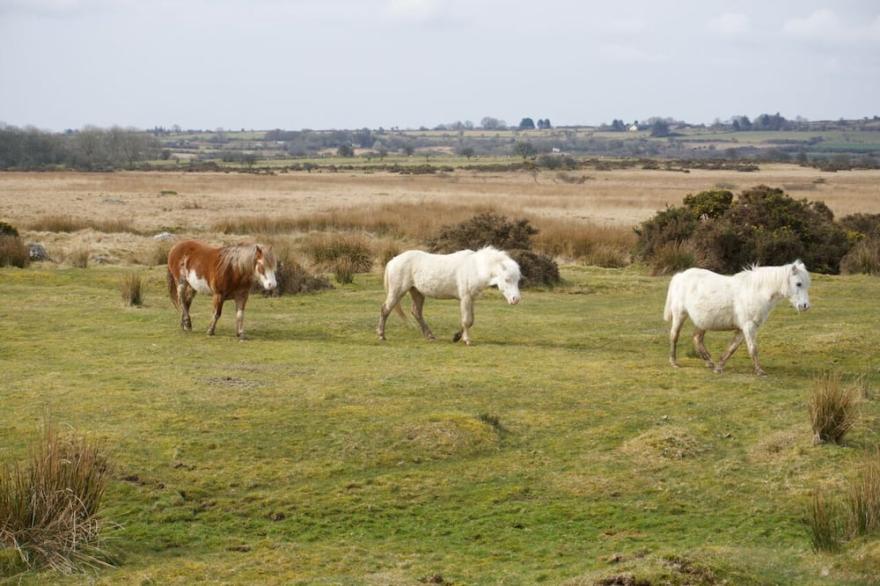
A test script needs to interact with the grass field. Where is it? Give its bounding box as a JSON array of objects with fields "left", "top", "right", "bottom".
[{"left": 2, "top": 263, "right": 879, "bottom": 584}]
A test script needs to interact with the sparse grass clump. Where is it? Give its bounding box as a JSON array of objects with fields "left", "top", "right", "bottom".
[
  {"left": 29, "top": 215, "right": 134, "bottom": 234},
  {"left": 846, "top": 452, "right": 880, "bottom": 537},
  {"left": 809, "top": 372, "right": 860, "bottom": 445},
  {"left": 806, "top": 491, "right": 843, "bottom": 551},
  {"left": 0, "top": 235, "right": 30, "bottom": 268},
  {"left": 120, "top": 273, "right": 143, "bottom": 306},
  {"left": 333, "top": 258, "right": 356, "bottom": 284},
  {"left": 301, "top": 233, "right": 373, "bottom": 274},
  {"left": 68, "top": 248, "right": 90, "bottom": 268},
  {"left": 0, "top": 425, "right": 112, "bottom": 573}
]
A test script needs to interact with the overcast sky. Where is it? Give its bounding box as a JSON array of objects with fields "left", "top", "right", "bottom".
[{"left": 1, "top": 0, "right": 878, "bottom": 130}]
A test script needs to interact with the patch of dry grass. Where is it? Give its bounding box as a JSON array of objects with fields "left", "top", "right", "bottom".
[
  {"left": 0, "top": 235, "right": 30, "bottom": 268},
  {"left": 29, "top": 215, "right": 134, "bottom": 234},
  {"left": 847, "top": 452, "right": 880, "bottom": 537},
  {"left": 809, "top": 372, "right": 860, "bottom": 445},
  {"left": 0, "top": 424, "right": 112, "bottom": 573},
  {"left": 67, "top": 248, "right": 89, "bottom": 268},
  {"left": 120, "top": 273, "right": 143, "bottom": 306}
]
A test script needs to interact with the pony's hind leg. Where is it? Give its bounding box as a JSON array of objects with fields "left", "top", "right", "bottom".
[
  {"left": 714, "top": 330, "right": 744, "bottom": 373},
  {"left": 377, "top": 287, "right": 407, "bottom": 340},
  {"left": 206, "top": 293, "right": 224, "bottom": 336},
  {"left": 409, "top": 288, "right": 435, "bottom": 340},
  {"left": 692, "top": 329, "right": 715, "bottom": 369},
  {"left": 453, "top": 296, "right": 475, "bottom": 345},
  {"left": 177, "top": 281, "right": 194, "bottom": 331},
  {"left": 742, "top": 322, "right": 766, "bottom": 376},
  {"left": 668, "top": 313, "right": 685, "bottom": 368}
]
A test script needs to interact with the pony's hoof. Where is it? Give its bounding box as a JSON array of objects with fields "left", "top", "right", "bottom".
[
  {"left": 378, "top": 335, "right": 386, "bottom": 341},
  {"left": 669, "top": 361, "right": 680, "bottom": 369},
  {"left": 713, "top": 367, "right": 723, "bottom": 374},
  {"left": 755, "top": 369, "right": 768, "bottom": 377},
  {"left": 452, "top": 331, "right": 463, "bottom": 343},
  {"left": 705, "top": 362, "right": 716, "bottom": 370}
]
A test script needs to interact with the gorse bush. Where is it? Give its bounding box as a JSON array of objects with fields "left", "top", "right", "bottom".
[
  {"left": 427, "top": 212, "right": 537, "bottom": 253},
  {"left": 507, "top": 249, "right": 560, "bottom": 287},
  {"left": 0, "top": 424, "right": 112, "bottom": 573},
  {"left": 0, "top": 221, "right": 19, "bottom": 237},
  {"left": 809, "top": 372, "right": 859, "bottom": 445},
  {"left": 636, "top": 186, "right": 853, "bottom": 274}
]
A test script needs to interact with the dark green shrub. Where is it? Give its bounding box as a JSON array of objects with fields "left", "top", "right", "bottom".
[
  {"left": 634, "top": 206, "right": 698, "bottom": 259},
  {"left": 0, "top": 235, "right": 30, "bottom": 268},
  {"left": 682, "top": 189, "right": 733, "bottom": 219},
  {"left": 507, "top": 249, "right": 561, "bottom": 287},
  {"left": 840, "top": 213, "right": 880, "bottom": 239},
  {"left": 692, "top": 186, "right": 850, "bottom": 274},
  {"left": 428, "top": 212, "right": 538, "bottom": 253},
  {"left": 0, "top": 221, "right": 19, "bottom": 237}
]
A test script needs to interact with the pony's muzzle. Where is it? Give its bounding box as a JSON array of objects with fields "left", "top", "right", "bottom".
[
  {"left": 799, "top": 302, "right": 810, "bottom": 312},
  {"left": 508, "top": 296, "right": 521, "bottom": 305}
]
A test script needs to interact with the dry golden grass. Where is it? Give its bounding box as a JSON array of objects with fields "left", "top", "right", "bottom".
[
  {"left": 28, "top": 215, "right": 134, "bottom": 234},
  {"left": 3, "top": 165, "right": 880, "bottom": 265},
  {"left": 809, "top": 372, "right": 860, "bottom": 445}
]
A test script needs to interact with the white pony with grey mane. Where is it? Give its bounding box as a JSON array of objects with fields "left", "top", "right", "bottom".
[
  {"left": 664, "top": 260, "right": 811, "bottom": 376},
  {"left": 378, "top": 246, "right": 522, "bottom": 345}
]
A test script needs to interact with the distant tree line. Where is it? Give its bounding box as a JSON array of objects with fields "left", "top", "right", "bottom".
[{"left": 0, "top": 126, "right": 160, "bottom": 170}]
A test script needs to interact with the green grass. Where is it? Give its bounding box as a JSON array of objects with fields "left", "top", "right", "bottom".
[{"left": 1, "top": 266, "right": 879, "bottom": 584}]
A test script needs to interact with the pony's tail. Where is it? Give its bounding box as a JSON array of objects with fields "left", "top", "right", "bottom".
[
  {"left": 167, "top": 269, "right": 180, "bottom": 309},
  {"left": 383, "top": 262, "right": 408, "bottom": 323},
  {"left": 663, "top": 275, "right": 675, "bottom": 322}
]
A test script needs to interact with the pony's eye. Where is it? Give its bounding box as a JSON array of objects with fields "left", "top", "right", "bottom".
[{"left": 796, "top": 282, "right": 802, "bottom": 287}]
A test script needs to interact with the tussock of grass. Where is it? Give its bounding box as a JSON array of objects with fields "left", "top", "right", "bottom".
[
  {"left": 0, "top": 424, "right": 112, "bottom": 573},
  {"left": 0, "top": 235, "right": 30, "bottom": 268},
  {"left": 809, "top": 372, "right": 859, "bottom": 445},
  {"left": 621, "top": 426, "right": 704, "bottom": 462},
  {"left": 841, "top": 238, "right": 880, "bottom": 275},
  {"left": 846, "top": 452, "right": 880, "bottom": 537},
  {"left": 120, "top": 273, "right": 143, "bottom": 306},
  {"left": 149, "top": 241, "right": 171, "bottom": 266},
  {"left": 806, "top": 491, "right": 842, "bottom": 552},
  {"left": 67, "top": 248, "right": 89, "bottom": 268},
  {"left": 301, "top": 233, "right": 373, "bottom": 274},
  {"left": 532, "top": 218, "right": 634, "bottom": 266},
  {"left": 28, "top": 215, "right": 134, "bottom": 234}
]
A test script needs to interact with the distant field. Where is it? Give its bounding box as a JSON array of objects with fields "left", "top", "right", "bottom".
[
  {"left": 2, "top": 165, "right": 879, "bottom": 264},
  {"left": 2, "top": 265, "right": 879, "bottom": 584}
]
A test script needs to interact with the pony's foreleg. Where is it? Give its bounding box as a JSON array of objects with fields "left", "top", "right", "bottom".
[
  {"left": 714, "top": 330, "right": 744, "bottom": 373},
  {"left": 409, "top": 289, "right": 435, "bottom": 340},
  {"left": 692, "top": 329, "right": 715, "bottom": 369},
  {"left": 668, "top": 314, "right": 685, "bottom": 368},
  {"left": 742, "top": 322, "right": 766, "bottom": 376},
  {"left": 234, "top": 294, "right": 249, "bottom": 340},
  {"left": 177, "top": 281, "right": 193, "bottom": 331},
  {"left": 453, "top": 296, "right": 475, "bottom": 345},
  {"left": 206, "top": 293, "right": 224, "bottom": 336}
]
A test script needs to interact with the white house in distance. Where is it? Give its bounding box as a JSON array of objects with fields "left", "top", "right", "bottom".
[{"left": 628, "top": 122, "right": 639, "bottom": 132}]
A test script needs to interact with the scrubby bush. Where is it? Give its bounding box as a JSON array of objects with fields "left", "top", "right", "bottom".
[
  {"left": 507, "top": 249, "right": 560, "bottom": 287},
  {"left": 0, "top": 221, "right": 19, "bottom": 237},
  {"left": 841, "top": 239, "right": 880, "bottom": 275},
  {"left": 682, "top": 189, "right": 732, "bottom": 219},
  {"left": 634, "top": 206, "right": 698, "bottom": 259},
  {"left": 265, "top": 258, "right": 332, "bottom": 296},
  {"left": 693, "top": 186, "right": 850, "bottom": 274},
  {"left": 428, "top": 212, "right": 537, "bottom": 253},
  {"left": 809, "top": 372, "right": 859, "bottom": 445},
  {"left": 637, "top": 186, "right": 852, "bottom": 274},
  {"left": 428, "top": 213, "right": 561, "bottom": 286},
  {"left": 120, "top": 273, "right": 143, "bottom": 306},
  {"left": 0, "top": 424, "right": 112, "bottom": 572},
  {"left": 840, "top": 213, "right": 880, "bottom": 239},
  {"left": 68, "top": 248, "right": 89, "bottom": 268},
  {"left": 650, "top": 242, "right": 696, "bottom": 276}
]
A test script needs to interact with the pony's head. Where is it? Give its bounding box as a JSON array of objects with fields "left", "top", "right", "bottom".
[
  {"left": 254, "top": 245, "right": 278, "bottom": 290},
  {"left": 785, "top": 260, "right": 811, "bottom": 312},
  {"left": 483, "top": 247, "right": 522, "bottom": 305}
]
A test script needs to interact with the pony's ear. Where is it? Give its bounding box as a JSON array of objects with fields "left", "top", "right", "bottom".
[{"left": 255, "top": 245, "right": 263, "bottom": 257}]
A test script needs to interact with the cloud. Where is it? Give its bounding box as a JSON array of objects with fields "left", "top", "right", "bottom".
[
  {"left": 708, "top": 13, "right": 749, "bottom": 37},
  {"left": 599, "top": 43, "right": 667, "bottom": 64},
  {"left": 782, "top": 9, "right": 845, "bottom": 40},
  {"left": 386, "top": 0, "right": 449, "bottom": 24}
]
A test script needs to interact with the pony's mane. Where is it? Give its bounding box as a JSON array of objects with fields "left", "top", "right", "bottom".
[
  {"left": 219, "top": 243, "right": 275, "bottom": 276},
  {"left": 739, "top": 260, "right": 807, "bottom": 293},
  {"left": 476, "top": 245, "right": 521, "bottom": 277}
]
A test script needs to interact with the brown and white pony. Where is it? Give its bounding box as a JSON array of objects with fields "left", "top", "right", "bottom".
[{"left": 167, "top": 240, "right": 277, "bottom": 338}]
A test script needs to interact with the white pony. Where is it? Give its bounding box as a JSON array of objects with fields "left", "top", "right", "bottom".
[
  {"left": 378, "top": 246, "right": 522, "bottom": 345},
  {"left": 664, "top": 260, "right": 811, "bottom": 376}
]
